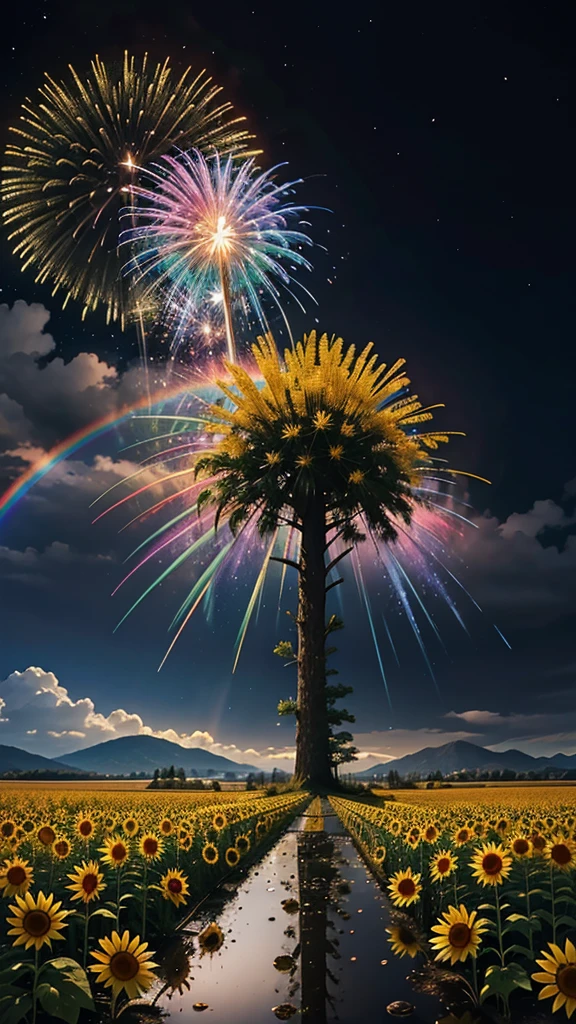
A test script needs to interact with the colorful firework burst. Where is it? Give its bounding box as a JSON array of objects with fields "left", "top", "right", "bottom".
[
  {"left": 1, "top": 51, "right": 256, "bottom": 327},
  {"left": 119, "top": 150, "right": 316, "bottom": 362}
]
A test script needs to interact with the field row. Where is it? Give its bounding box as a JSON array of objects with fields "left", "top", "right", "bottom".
[
  {"left": 0, "top": 789, "right": 308, "bottom": 1022},
  {"left": 330, "top": 791, "right": 576, "bottom": 1020}
]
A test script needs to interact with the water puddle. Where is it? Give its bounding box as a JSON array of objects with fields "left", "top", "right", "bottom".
[{"left": 156, "top": 819, "right": 441, "bottom": 1023}]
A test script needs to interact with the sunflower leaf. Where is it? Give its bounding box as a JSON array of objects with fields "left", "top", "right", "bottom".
[{"left": 0, "top": 993, "right": 33, "bottom": 1024}]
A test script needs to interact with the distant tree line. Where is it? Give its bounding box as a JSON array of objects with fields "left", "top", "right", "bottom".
[{"left": 376, "top": 766, "right": 576, "bottom": 787}]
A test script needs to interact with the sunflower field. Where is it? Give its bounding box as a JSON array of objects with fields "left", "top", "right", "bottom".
[
  {"left": 330, "top": 791, "right": 576, "bottom": 1020},
  {"left": 0, "top": 787, "right": 307, "bottom": 1022}
]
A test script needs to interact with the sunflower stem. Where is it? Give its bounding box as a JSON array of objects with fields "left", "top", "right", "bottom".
[
  {"left": 142, "top": 861, "right": 148, "bottom": 937},
  {"left": 550, "top": 863, "right": 556, "bottom": 945},
  {"left": 84, "top": 901, "right": 89, "bottom": 968},
  {"left": 494, "top": 884, "right": 505, "bottom": 966},
  {"left": 524, "top": 860, "right": 533, "bottom": 955},
  {"left": 32, "top": 948, "right": 39, "bottom": 1024},
  {"left": 116, "top": 867, "right": 121, "bottom": 929}
]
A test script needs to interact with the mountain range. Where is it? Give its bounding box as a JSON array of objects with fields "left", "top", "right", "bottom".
[
  {"left": 58, "top": 736, "right": 258, "bottom": 776},
  {"left": 0, "top": 735, "right": 258, "bottom": 777},
  {"left": 355, "top": 740, "right": 576, "bottom": 778},
  {"left": 0, "top": 744, "right": 79, "bottom": 774}
]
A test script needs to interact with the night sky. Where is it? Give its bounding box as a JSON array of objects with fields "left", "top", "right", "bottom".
[{"left": 0, "top": 2, "right": 574, "bottom": 770}]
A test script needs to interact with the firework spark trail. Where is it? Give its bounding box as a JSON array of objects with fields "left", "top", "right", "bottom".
[
  {"left": 233, "top": 531, "right": 278, "bottom": 672},
  {"left": 351, "top": 549, "right": 392, "bottom": 708}
]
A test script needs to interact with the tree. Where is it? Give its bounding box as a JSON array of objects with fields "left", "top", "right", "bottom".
[
  {"left": 196, "top": 333, "right": 451, "bottom": 788},
  {"left": 177, "top": 766, "right": 186, "bottom": 786},
  {"left": 276, "top": 616, "right": 359, "bottom": 785}
]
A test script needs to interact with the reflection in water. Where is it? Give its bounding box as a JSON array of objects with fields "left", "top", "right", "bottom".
[
  {"left": 155, "top": 820, "right": 441, "bottom": 1022},
  {"left": 298, "top": 832, "right": 337, "bottom": 1022}
]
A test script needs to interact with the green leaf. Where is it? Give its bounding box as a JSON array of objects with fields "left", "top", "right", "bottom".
[
  {"left": 534, "top": 908, "right": 554, "bottom": 925},
  {"left": 479, "top": 963, "right": 532, "bottom": 1004},
  {"left": 0, "top": 994, "right": 33, "bottom": 1024},
  {"left": 37, "top": 982, "right": 62, "bottom": 1015},
  {"left": 89, "top": 907, "right": 116, "bottom": 920},
  {"left": 506, "top": 943, "right": 535, "bottom": 959},
  {"left": 556, "top": 915, "right": 576, "bottom": 928}
]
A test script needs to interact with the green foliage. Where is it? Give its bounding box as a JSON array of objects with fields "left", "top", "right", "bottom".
[{"left": 273, "top": 640, "right": 295, "bottom": 661}]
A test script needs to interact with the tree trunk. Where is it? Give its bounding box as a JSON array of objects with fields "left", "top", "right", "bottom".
[{"left": 294, "top": 496, "right": 333, "bottom": 789}]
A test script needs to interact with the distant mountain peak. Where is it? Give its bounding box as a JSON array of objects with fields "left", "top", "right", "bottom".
[
  {"left": 58, "top": 734, "right": 258, "bottom": 776},
  {"left": 355, "top": 739, "right": 576, "bottom": 777}
]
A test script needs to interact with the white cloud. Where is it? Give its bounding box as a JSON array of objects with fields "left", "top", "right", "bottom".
[
  {"left": 0, "top": 301, "right": 55, "bottom": 358},
  {"left": 446, "top": 710, "right": 510, "bottom": 726},
  {"left": 0, "top": 666, "right": 296, "bottom": 770}
]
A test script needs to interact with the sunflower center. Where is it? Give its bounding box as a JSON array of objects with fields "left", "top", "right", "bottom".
[
  {"left": 112, "top": 843, "right": 126, "bottom": 861},
  {"left": 437, "top": 858, "right": 450, "bottom": 874},
  {"left": 79, "top": 821, "right": 92, "bottom": 837},
  {"left": 448, "top": 923, "right": 472, "bottom": 948},
  {"left": 551, "top": 843, "right": 572, "bottom": 865},
  {"left": 143, "top": 839, "right": 158, "bottom": 855},
  {"left": 23, "top": 910, "right": 51, "bottom": 937},
  {"left": 397, "top": 878, "right": 416, "bottom": 897},
  {"left": 532, "top": 834, "right": 546, "bottom": 850},
  {"left": 513, "top": 839, "right": 529, "bottom": 855},
  {"left": 457, "top": 830, "right": 468, "bottom": 842},
  {"left": 557, "top": 966, "right": 576, "bottom": 998},
  {"left": 82, "top": 873, "right": 98, "bottom": 894},
  {"left": 38, "top": 826, "right": 56, "bottom": 845},
  {"left": 397, "top": 926, "right": 417, "bottom": 946},
  {"left": 54, "top": 842, "right": 69, "bottom": 857},
  {"left": 482, "top": 853, "right": 503, "bottom": 875},
  {"left": 426, "top": 829, "right": 436, "bottom": 841},
  {"left": 168, "top": 878, "right": 182, "bottom": 893},
  {"left": 7, "top": 866, "right": 26, "bottom": 885},
  {"left": 205, "top": 847, "right": 217, "bottom": 861},
  {"left": 126, "top": 821, "right": 136, "bottom": 832},
  {"left": 1, "top": 822, "right": 15, "bottom": 837},
  {"left": 110, "top": 951, "right": 140, "bottom": 981}
]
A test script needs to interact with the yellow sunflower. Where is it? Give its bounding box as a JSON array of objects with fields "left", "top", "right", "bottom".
[
  {"left": 509, "top": 835, "right": 532, "bottom": 859},
  {"left": 212, "top": 812, "right": 227, "bottom": 831},
  {"left": 36, "top": 824, "right": 56, "bottom": 847},
  {"left": 532, "top": 939, "right": 576, "bottom": 1018},
  {"left": 198, "top": 922, "right": 224, "bottom": 956},
  {"left": 179, "top": 834, "right": 193, "bottom": 853},
  {"left": 423, "top": 824, "right": 439, "bottom": 844},
  {"left": 545, "top": 835, "right": 576, "bottom": 873},
  {"left": 453, "top": 826, "right": 473, "bottom": 846},
  {"left": 202, "top": 842, "right": 219, "bottom": 865},
  {"left": 139, "top": 834, "right": 164, "bottom": 862},
  {"left": 470, "top": 843, "right": 512, "bottom": 887},
  {"left": 160, "top": 869, "right": 189, "bottom": 908},
  {"left": 372, "top": 845, "right": 386, "bottom": 865},
  {"left": 66, "top": 860, "right": 105, "bottom": 903},
  {"left": 235, "top": 834, "right": 251, "bottom": 855},
  {"left": 0, "top": 820, "right": 17, "bottom": 841},
  {"left": 0, "top": 856, "right": 34, "bottom": 897},
  {"left": 100, "top": 836, "right": 129, "bottom": 868},
  {"left": 76, "top": 815, "right": 96, "bottom": 841},
  {"left": 430, "top": 904, "right": 488, "bottom": 965},
  {"left": 159, "top": 818, "right": 174, "bottom": 836},
  {"left": 90, "top": 929, "right": 158, "bottom": 999},
  {"left": 225, "top": 847, "right": 240, "bottom": 868},
  {"left": 388, "top": 868, "right": 422, "bottom": 908},
  {"left": 531, "top": 831, "right": 548, "bottom": 854},
  {"left": 430, "top": 850, "right": 458, "bottom": 883},
  {"left": 387, "top": 919, "right": 424, "bottom": 959},
  {"left": 7, "top": 890, "right": 69, "bottom": 950},
  {"left": 52, "top": 837, "right": 72, "bottom": 861},
  {"left": 123, "top": 817, "right": 139, "bottom": 838}
]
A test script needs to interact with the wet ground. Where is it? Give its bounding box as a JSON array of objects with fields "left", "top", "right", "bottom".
[{"left": 155, "top": 805, "right": 441, "bottom": 1023}]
